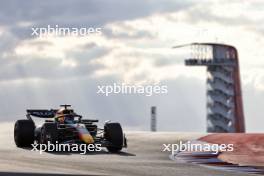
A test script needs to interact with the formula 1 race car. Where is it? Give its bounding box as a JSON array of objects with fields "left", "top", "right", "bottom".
[{"left": 14, "top": 105, "right": 127, "bottom": 152}]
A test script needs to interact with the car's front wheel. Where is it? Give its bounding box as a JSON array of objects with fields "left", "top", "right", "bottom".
[
  {"left": 104, "top": 122, "right": 124, "bottom": 153},
  {"left": 40, "top": 123, "right": 58, "bottom": 144}
]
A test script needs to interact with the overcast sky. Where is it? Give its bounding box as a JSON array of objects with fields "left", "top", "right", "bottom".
[{"left": 0, "top": 0, "right": 263, "bottom": 132}]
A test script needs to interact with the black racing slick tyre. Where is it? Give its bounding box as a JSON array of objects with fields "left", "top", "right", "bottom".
[
  {"left": 40, "top": 123, "right": 58, "bottom": 144},
  {"left": 104, "top": 122, "right": 123, "bottom": 153},
  {"left": 14, "top": 120, "right": 35, "bottom": 147}
]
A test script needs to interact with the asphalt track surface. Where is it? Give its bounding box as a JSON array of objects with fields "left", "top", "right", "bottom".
[{"left": 0, "top": 123, "right": 257, "bottom": 176}]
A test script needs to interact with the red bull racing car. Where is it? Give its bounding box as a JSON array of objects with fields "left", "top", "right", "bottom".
[{"left": 14, "top": 105, "right": 127, "bottom": 152}]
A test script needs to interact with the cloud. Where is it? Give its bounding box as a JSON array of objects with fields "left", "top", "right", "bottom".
[
  {"left": 0, "top": 0, "right": 263, "bottom": 133},
  {"left": 0, "top": 75, "right": 206, "bottom": 132},
  {"left": 0, "top": 0, "right": 192, "bottom": 40}
]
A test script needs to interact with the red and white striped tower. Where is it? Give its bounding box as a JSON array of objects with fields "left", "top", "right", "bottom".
[{"left": 185, "top": 43, "right": 245, "bottom": 133}]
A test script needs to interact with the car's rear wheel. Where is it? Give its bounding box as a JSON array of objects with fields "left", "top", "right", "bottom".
[
  {"left": 14, "top": 120, "right": 35, "bottom": 147},
  {"left": 40, "top": 123, "right": 58, "bottom": 144},
  {"left": 104, "top": 122, "right": 123, "bottom": 153}
]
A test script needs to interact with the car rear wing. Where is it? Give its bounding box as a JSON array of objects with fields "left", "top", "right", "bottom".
[
  {"left": 26, "top": 109, "right": 58, "bottom": 119},
  {"left": 26, "top": 109, "right": 98, "bottom": 123}
]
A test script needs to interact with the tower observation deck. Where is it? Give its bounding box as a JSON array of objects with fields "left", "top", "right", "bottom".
[{"left": 184, "top": 43, "right": 245, "bottom": 133}]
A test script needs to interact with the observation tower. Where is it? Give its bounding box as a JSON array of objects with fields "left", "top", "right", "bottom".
[{"left": 184, "top": 43, "right": 245, "bottom": 132}]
